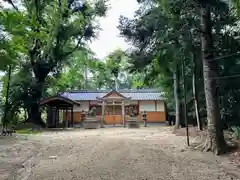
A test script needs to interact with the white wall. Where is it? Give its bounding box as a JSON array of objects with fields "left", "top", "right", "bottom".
[
  {"left": 156, "top": 101, "right": 165, "bottom": 111},
  {"left": 129, "top": 100, "right": 138, "bottom": 105},
  {"left": 73, "top": 100, "right": 165, "bottom": 112},
  {"left": 139, "top": 100, "right": 165, "bottom": 112},
  {"left": 73, "top": 101, "right": 89, "bottom": 112},
  {"left": 139, "top": 101, "right": 155, "bottom": 111}
]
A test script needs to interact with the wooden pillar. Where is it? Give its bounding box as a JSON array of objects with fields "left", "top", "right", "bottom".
[
  {"left": 46, "top": 105, "right": 52, "bottom": 128},
  {"left": 65, "top": 109, "right": 68, "bottom": 128},
  {"left": 122, "top": 101, "right": 125, "bottom": 127},
  {"left": 55, "top": 107, "right": 58, "bottom": 128},
  {"left": 138, "top": 100, "right": 140, "bottom": 114},
  {"left": 113, "top": 102, "right": 115, "bottom": 126},
  {"left": 71, "top": 106, "right": 74, "bottom": 127},
  {"left": 101, "top": 101, "right": 105, "bottom": 128}
]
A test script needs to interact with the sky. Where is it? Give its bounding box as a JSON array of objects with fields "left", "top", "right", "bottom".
[{"left": 90, "top": 0, "right": 139, "bottom": 59}]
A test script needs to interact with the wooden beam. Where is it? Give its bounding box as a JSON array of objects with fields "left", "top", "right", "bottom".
[
  {"left": 138, "top": 100, "right": 140, "bottom": 114},
  {"left": 65, "top": 109, "right": 68, "bottom": 128},
  {"left": 101, "top": 101, "right": 105, "bottom": 128},
  {"left": 71, "top": 106, "right": 74, "bottom": 127},
  {"left": 155, "top": 101, "right": 157, "bottom": 111},
  {"left": 55, "top": 108, "right": 58, "bottom": 128},
  {"left": 122, "top": 101, "right": 125, "bottom": 127}
]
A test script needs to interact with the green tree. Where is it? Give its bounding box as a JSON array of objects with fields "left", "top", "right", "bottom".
[
  {"left": 1, "top": 0, "right": 107, "bottom": 126},
  {"left": 119, "top": 0, "right": 239, "bottom": 154},
  {"left": 119, "top": 0, "right": 191, "bottom": 128},
  {"left": 106, "top": 49, "right": 125, "bottom": 89},
  {"left": 197, "top": 0, "right": 231, "bottom": 154},
  {"left": 91, "top": 60, "right": 115, "bottom": 90}
]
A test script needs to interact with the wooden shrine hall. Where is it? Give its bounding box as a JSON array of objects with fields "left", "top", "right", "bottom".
[
  {"left": 96, "top": 90, "right": 132, "bottom": 126},
  {"left": 40, "top": 95, "right": 80, "bottom": 128}
]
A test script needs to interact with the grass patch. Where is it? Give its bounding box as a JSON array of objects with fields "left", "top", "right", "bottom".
[{"left": 16, "top": 128, "right": 40, "bottom": 134}]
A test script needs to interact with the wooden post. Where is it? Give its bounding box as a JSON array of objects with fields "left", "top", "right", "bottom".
[
  {"left": 55, "top": 107, "right": 58, "bottom": 128},
  {"left": 101, "top": 101, "right": 105, "bottom": 128},
  {"left": 57, "top": 108, "right": 60, "bottom": 127},
  {"left": 71, "top": 106, "right": 74, "bottom": 127},
  {"left": 46, "top": 105, "right": 51, "bottom": 128},
  {"left": 122, "top": 101, "right": 125, "bottom": 127},
  {"left": 65, "top": 109, "right": 68, "bottom": 128},
  {"left": 113, "top": 103, "right": 115, "bottom": 126},
  {"left": 138, "top": 100, "right": 140, "bottom": 113}
]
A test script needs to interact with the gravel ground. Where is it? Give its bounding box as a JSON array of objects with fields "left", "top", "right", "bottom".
[{"left": 0, "top": 127, "right": 239, "bottom": 180}]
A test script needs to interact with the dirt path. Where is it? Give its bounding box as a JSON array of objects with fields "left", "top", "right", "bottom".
[{"left": 1, "top": 127, "right": 239, "bottom": 180}]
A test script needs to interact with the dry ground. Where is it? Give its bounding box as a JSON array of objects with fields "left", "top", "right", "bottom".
[{"left": 0, "top": 127, "right": 240, "bottom": 180}]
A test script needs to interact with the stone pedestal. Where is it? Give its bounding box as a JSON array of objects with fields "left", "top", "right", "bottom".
[
  {"left": 126, "top": 117, "right": 140, "bottom": 128},
  {"left": 83, "top": 117, "right": 100, "bottom": 129}
]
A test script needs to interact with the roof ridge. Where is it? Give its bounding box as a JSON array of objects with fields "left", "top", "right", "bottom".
[
  {"left": 60, "top": 89, "right": 162, "bottom": 94},
  {"left": 60, "top": 90, "right": 165, "bottom": 101}
]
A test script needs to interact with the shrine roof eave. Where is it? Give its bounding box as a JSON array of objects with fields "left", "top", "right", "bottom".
[
  {"left": 40, "top": 95, "right": 80, "bottom": 107},
  {"left": 96, "top": 96, "right": 132, "bottom": 101}
]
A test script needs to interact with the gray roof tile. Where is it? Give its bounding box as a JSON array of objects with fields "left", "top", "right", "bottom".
[{"left": 60, "top": 89, "right": 165, "bottom": 101}]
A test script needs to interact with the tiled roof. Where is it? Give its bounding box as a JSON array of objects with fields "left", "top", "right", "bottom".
[{"left": 60, "top": 89, "right": 165, "bottom": 101}]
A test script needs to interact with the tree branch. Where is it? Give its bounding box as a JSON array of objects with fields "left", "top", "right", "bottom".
[
  {"left": 3, "top": 0, "right": 19, "bottom": 12},
  {"left": 72, "top": 3, "right": 88, "bottom": 14},
  {"left": 63, "top": 34, "right": 84, "bottom": 57}
]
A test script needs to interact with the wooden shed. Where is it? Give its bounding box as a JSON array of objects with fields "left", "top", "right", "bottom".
[{"left": 40, "top": 95, "right": 80, "bottom": 128}]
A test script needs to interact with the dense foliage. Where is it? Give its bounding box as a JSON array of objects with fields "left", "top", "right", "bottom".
[
  {"left": 118, "top": 0, "right": 240, "bottom": 154},
  {"left": 0, "top": 0, "right": 144, "bottom": 126},
  {"left": 0, "top": 0, "right": 108, "bottom": 126}
]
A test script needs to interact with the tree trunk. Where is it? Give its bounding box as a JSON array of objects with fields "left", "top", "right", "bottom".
[
  {"left": 2, "top": 65, "right": 12, "bottom": 131},
  {"left": 200, "top": 3, "right": 227, "bottom": 155},
  {"left": 192, "top": 72, "right": 202, "bottom": 130},
  {"left": 192, "top": 55, "right": 202, "bottom": 131},
  {"left": 174, "top": 64, "right": 182, "bottom": 128},
  {"left": 84, "top": 65, "right": 88, "bottom": 89},
  {"left": 27, "top": 80, "right": 46, "bottom": 128},
  {"left": 115, "top": 76, "right": 118, "bottom": 90},
  {"left": 24, "top": 108, "right": 28, "bottom": 122},
  {"left": 28, "top": 100, "right": 45, "bottom": 128}
]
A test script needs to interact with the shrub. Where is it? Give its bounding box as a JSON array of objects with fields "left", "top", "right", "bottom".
[{"left": 231, "top": 126, "right": 240, "bottom": 140}]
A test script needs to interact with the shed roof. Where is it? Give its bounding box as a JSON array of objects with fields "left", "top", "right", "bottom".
[
  {"left": 60, "top": 89, "right": 165, "bottom": 101},
  {"left": 40, "top": 95, "right": 81, "bottom": 107}
]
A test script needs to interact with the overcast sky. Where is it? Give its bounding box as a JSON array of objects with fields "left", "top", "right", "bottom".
[{"left": 90, "top": 0, "right": 138, "bottom": 59}]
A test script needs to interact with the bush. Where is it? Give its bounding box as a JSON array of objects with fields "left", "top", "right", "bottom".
[{"left": 231, "top": 126, "right": 240, "bottom": 140}]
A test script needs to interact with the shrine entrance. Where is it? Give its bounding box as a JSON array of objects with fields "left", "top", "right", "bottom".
[
  {"left": 96, "top": 90, "right": 131, "bottom": 126},
  {"left": 104, "top": 101, "right": 124, "bottom": 125}
]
